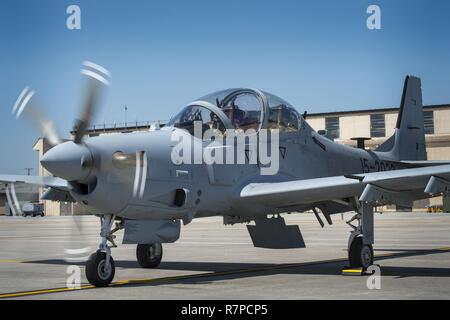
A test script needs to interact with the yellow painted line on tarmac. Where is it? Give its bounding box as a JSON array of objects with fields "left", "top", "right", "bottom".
[
  {"left": 2, "top": 246, "right": 450, "bottom": 299},
  {"left": 0, "top": 257, "right": 351, "bottom": 299},
  {"left": 342, "top": 269, "right": 362, "bottom": 273},
  {"left": 0, "top": 285, "right": 95, "bottom": 299}
]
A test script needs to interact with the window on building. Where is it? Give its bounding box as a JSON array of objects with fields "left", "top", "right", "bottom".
[
  {"left": 370, "top": 113, "right": 385, "bottom": 138},
  {"left": 325, "top": 117, "right": 340, "bottom": 139},
  {"left": 424, "top": 110, "right": 434, "bottom": 135}
]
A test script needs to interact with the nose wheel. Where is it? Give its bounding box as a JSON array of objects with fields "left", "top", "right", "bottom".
[
  {"left": 136, "top": 243, "right": 163, "bottom": 268},
  {"left": 85, "top": 215, "right": 123, "bottom": 287},
  {"left": 86, "top": 250, "right": 116, "bottom": 287}
]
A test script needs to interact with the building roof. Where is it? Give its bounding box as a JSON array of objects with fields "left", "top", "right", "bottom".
[
  {"left": 64, "top": 104, "right": 450, "bottom": 136},
  {"left": 306, "top": 104, "right": 450, "bottom": 118},
  {"left": 69, "top": 121, "right": 166, "bottom": 135}
]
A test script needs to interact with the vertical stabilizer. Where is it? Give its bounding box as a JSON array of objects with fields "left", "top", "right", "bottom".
[{"left": 376, "top": 76, "right": 427, "bottom": 161}]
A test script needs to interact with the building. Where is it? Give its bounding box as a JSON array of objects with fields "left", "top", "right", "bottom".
[{"left": 26, "top": 104, "right": 450, "bottom": 215}]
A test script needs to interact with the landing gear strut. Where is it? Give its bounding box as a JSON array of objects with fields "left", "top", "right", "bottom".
[
  {"left": 86, "top": 215, "right": 123, "bottom": 287},
  {"left": 346, "top": 201, "right": 374, "bottom": 269}
]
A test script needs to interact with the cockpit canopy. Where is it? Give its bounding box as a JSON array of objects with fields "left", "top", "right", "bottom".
[{"left": 168, "top": 88, "right": 301, "bottom": 136}]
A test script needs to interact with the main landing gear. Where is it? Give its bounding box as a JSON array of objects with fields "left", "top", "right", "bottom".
[
  {"left": 346, "top": 201, "right": 374, "bottom": 269},
  {"left": 85, "top": 215, "right": 123, "bottom": 287},
  {"left": 136, "top": 243, "right": 163, "bottom": 268}
]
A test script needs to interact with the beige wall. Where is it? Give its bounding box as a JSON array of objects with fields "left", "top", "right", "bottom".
[
  {"left": 427, "top": 146, "right": 450, "bottom": 161},
  {"left": 33, "top": 139, "right": 59, "bottom": 216},
  {"left": 307, "top": 109, "right": 450, "bottom": 141},
  {"left": 339, "top": 115, "right": 370, "bottom": 140},
  {"left": 308, "top": 112, "right": 399, "bottom": 140},
  {"left": 306, "top": 117, "right": 325, "bottom": 132},
  {"left": 385, "top": 112, "right": 397, "bottom": 137},
  {"left": 435, "top": 109, "right": 450, "bottom": 135}
]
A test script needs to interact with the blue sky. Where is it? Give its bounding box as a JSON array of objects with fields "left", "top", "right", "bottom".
[{"left": 1, "top": 0, "right": 450, "bottom": 173}]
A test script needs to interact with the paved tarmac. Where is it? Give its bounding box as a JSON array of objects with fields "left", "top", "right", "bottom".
[{"left": 1, "top": 212, "right": 450, "bottom": 299}]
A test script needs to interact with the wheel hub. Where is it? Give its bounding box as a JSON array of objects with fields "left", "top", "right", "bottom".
[
  {"left": 147, "top": 244, "right": 161, "bottom": 261},
  {"left": 361, "top": 246, "right": 372, "bottom": 267},
  {"left": 97, "top": 259, "right": 112, "bottom": 280}
]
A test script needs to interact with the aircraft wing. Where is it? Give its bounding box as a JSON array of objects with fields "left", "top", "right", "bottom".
[
  {"left": 240, "top": 165, "right": 450, "bottom": 208},
  {"left": 0, "top": 174, "right": 69, "bottom": 190}
]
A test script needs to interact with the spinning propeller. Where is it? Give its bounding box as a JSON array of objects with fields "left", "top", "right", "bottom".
[
  {"left": 9, "top": 61, "right": 148, "bottom": 261},
  {"left": 10, "top": 61, "right": 112, "bottom": 261}
]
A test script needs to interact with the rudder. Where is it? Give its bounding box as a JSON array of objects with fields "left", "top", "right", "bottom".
[{"left": 376, "top": 76, "right": 427, "bottom": 161}]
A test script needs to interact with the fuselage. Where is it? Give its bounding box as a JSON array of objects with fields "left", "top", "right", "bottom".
[
  {"left": 40, "top": 88, "right": 412, "bottom": 220},
  {"left": 62, "top": 121, "right": 406, "bottom": 221}
]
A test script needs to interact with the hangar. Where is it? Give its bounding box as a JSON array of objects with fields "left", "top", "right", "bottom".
[{"left": 1, "top": 104, "right": 450, "bottom": 216}]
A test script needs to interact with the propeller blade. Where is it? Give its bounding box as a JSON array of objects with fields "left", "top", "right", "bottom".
[
  {"left": 12, "top": 87, "right": 62, "bottom": 146},
  {"left": 64, "top": 214, "right": 92, "bottom": 264},
  {"left": 5, "top": 184, "right": 23, "bottom": 216},
  {"left": 73, "top": 61, "right": 111, "bottom": 144}
]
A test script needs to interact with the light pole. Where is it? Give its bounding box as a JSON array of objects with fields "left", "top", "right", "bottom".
[{"left": 125, "top": 105, "right": 128, "bottom": 128}]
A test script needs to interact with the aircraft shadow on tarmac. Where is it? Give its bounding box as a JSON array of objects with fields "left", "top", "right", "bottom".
[{"left": 22, "top": 247, "right": 450, "bottom": 286}]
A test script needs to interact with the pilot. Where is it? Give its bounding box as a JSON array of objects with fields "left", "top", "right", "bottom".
[
  {"left": 223, "top": 105, "right": 245, "bottom": 128},
  {"left": 209, "top": 112, "right": 225, "bottom": 133}
]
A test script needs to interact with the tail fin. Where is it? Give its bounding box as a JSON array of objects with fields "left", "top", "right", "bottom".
[{"left": 376, "top": 75, "right": 427, "bottom": 161}]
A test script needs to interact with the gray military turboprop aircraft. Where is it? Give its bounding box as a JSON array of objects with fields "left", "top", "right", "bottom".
[{"left": 2, "top": 62, "right": 450, "bottom": 287}]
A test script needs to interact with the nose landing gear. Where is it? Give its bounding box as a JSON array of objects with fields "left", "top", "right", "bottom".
[
  {"left": 86, "top": 250, "right": 116, "bottom": 287},
  {"left": 85, "top": 215, "right": 123, "bottom": 287}
]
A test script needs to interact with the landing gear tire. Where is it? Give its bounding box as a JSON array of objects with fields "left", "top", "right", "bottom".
[
  {"left": 136, "top": 243, "right": 163, "bottom": 268},
  {"left": 349, "top": 236, "right": 373, "bottom": 269},
  {"left": 86, "top": 250, "right": 115, "bottom": 287}
]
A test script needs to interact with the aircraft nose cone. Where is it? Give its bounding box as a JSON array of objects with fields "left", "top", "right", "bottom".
[{"left": 40, "top": 141, "right": 93, "bottom": 181}]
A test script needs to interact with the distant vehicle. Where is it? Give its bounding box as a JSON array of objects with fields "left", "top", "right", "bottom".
[
  {"left": 22, "top": 203, "right": 44, "bottom": 217},
  {"left": 427, "top": 205, "right": 444, "bottom": 213}
]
